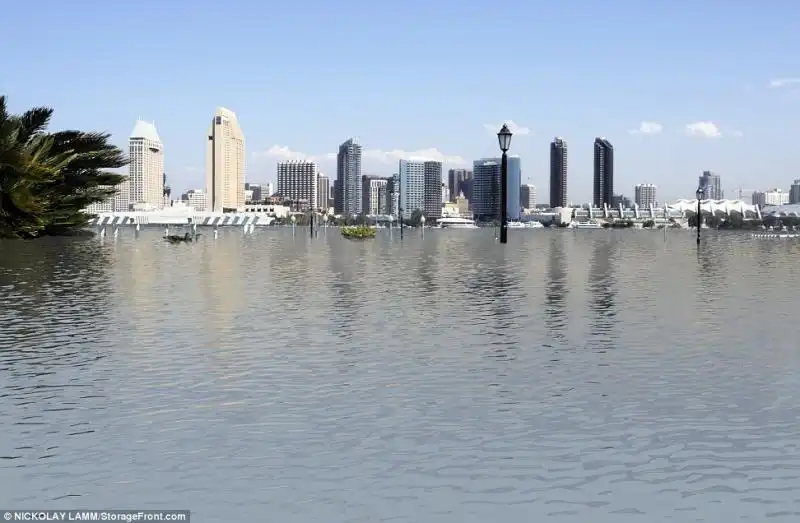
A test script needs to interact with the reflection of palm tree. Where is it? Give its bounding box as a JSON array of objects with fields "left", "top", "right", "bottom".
[{"left": 0, "top": 239, "right": 113, "bottom": 362}]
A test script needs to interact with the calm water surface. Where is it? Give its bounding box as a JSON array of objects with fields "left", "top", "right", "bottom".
[{"left": 1, "top": 228, "right": 799, "bottom": 522}]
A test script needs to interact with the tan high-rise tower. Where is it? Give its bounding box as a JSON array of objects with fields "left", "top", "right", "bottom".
[{"left": 205, "top": 107, "right": 245, "bottom": 212}]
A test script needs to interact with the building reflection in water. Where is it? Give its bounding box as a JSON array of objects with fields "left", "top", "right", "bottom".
[
  {"left": 545, "top": 234, "right": 568, "bottom": 341},
  {"left": 587, "top": 238, "right": 617, "bottom": 352},
  {"left": 465, "top": 246, "right": 522, "bottom": 363},
  {"left": 416, "top": 237, "right": 439, "bottom": 299},
  {"left": 327, "top": 237, "right": 367, "bottom": 344}
]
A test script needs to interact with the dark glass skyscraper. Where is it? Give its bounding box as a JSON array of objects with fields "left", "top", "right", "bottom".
[
  {"left": 593, "top": 138, "right": 614, "bottom": 208},
  {"left": 549, "top": 137, "right": 568, "bottom": 207}
]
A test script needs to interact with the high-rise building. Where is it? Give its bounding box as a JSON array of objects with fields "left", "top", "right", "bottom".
[
  {"left": 336, "top": 138, "right": 362, "bottom": 215},
  {"left": 277, "top": 161, "right": 318, "bottom": 210},
  {"left": 447, "top": 169, "right": 473, "bottom": 203},
  {"left": 128, "top": 121, "right": 164, "bottom": 210},
  {"left": 520, "top": 184, "right": 536, "bottom": 209},
  {"left": 361, "top": 175, "right": 388, "bottom": 215},
  {"left": 206, "top": 107, "right": 245, "bottom": 212},
  {"left": 423, "top": 161, "right": 443, "bottom": 219},
  {"left": 386, "top": 174, "right": 400, "bottom": 217},
  {"left": 550, "top": 137, "right": 568, "bottom": 208},
  {"left": 398, "top": 160, "right": 425, "bottom": 219},
  {"left": 634, "top": 183, "right": 657, "bottom": 207},
  {"left": 265, "top": 182, "right": 275, "bottom": 197},
  {"left": 789, "top": 180, "right": 800, "bottom": 204},
  {"left": 593, "top": 138, "right": 614, "bottom": 208},
  {"left": 698, "top": 171, "right": 723, "bottom": 200},
  {"left": 317, "top": 174, "right": 330, "bottom": 210},
  {"left": 471, "top": 157, "right": 521, "bottom": 221}
]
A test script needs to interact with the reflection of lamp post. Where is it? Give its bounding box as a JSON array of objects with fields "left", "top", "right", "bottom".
[
  {"left": 497, "top": 124, "right": 513, "bottom": 244},
  {"left": 310, "top": 209, "right": 314, "bottom": 238},
  {"left": 291, "top": 214, "right": 296, "bottom": 236},
  {"left": 696, "top": 186, "right": 703, "bottom": 246},
  {"left": 420, "top": 215, "right": 426, "bottom": 238},
  {"left": 388, "top": 215, "right": 394, "bottom": 238},
  {"left": 323, "top": 213, "right": 328, "bottom": 233}
]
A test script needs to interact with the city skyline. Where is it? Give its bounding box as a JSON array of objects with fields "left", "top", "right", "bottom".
[{"left": 3, "top": 1, "right": 799, "bottom": 203}]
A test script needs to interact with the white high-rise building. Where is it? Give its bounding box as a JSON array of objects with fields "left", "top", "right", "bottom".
[
  {"left": 128, "top": 121, "right": 164, "bottom": 210},
  {"left": 277, "top": 161, "right": 318, "bottom": 210},
  {"left": 181, "top": 189, "right": 208, "bottom": 211},
  {"left": 206, "top": 107, "right": 245, "bottom": 212},
  {"left": 634, "top": 183, "right": 657, "bottom": 207}
]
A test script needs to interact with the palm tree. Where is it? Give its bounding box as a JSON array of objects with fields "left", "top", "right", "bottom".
[{"left": 0, "top": 95, "right": 127, "bottom": 238}]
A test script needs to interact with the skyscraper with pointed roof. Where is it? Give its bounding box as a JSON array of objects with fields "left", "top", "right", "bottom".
[{"left": 127, "top": 120, "right": 164, "bottom": 210}]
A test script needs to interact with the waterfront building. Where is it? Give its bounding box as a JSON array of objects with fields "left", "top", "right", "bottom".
[
  {"left": 362, "top": 175, "right": 388, "bottom": 215},
  {"left": 181, "top": 189, "right": 208, "bottom": 211},
  {"left": 698, "top": 170, "right": 723, "bottom": 200},
  {"left": 317, "top": 174, "right": 330, "bottom": 211},
  {"left": 206, "top": 107, "right": 245, "bottom": 212},
  {"left": 447, "top": 168, "right": 473, "bottom": 203},
  {"left": 471, "top": 157, "right": 521, "bottom": 221},
  {"left": 635, "top": 183, "right": 657, "bottom": 207},
  {"left": 423, "top": 161, "right": 443, "bottom": 219},
  {"left": 336, "top": 138, "right": 362, "bottom": 215},
  {"left": 593, "top": 138, "right": 614, "bottom": 208},
  {"left": 127, "top": 120, "right": 164, "bottom": 210},
  {"left": 277, "top": 161, "right": 318, "bottom": 210},
  {"left": 386, "top": 174, "right": 399, "bottom": 217},
  {"left": 550, "top": 137, "right": 568, "bottom": 208},
  {"left": 790, "top": 180, "right": 800, "bottom": 204},
  {"left": 753, "top": 189, "right": 789, "bottom": 207},
  {"left": 398, "top": 160, "right": 425, "bottom": 219},
  {"left": 245, "top": 183, "right": 264, "bottom": 203},
  {"left": 520, "top": 184, "right": 536, "bottom": 209},
  {"left": 85, "top": 187, "right": 115, "bottom": 213}
]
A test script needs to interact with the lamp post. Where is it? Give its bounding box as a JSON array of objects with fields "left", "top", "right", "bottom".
[
  {"left": 420, "top": 215, "right": 425, "bottom": 237},
  {"left": 695, "top": 186, "right": 703, "bottom": 245},
  {"left": 291, "top": 214, "right": 296, "bottom": 236},
  {"left": 497, "top": 123, "right": 513, "bottom": 244},
  {"left": 310, "top": 209, "right": 314, "bottom": 238},
  {"left": 388, "top": 215, "right": 394, "bottom": 238},
  {"left": 323, "top": 213, "right": 328, "bottom": 233}
]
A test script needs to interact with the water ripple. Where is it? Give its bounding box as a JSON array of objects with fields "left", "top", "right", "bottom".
[{"left": 1, "top": 229, "right": 799, "bottom": 521}]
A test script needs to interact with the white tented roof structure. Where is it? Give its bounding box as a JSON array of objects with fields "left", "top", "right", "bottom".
[
  {"left": 668, "top": 199, "right": 759, "bottom": 215},
  {"left": 761, "top": 204, "right": 800, "bottom": 217}
]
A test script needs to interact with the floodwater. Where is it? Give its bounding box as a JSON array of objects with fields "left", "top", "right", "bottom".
[{"left": 1, "top": 228, "right": 799, "bottom": 522}]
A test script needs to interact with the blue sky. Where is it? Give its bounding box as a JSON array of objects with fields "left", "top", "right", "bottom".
[{"left": 2, "top": 0, "right": 799, "bottom": 203}]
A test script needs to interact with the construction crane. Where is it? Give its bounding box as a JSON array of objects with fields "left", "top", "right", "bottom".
[{"left": 736, "top": 186, "right": 757, "bottom": 202}]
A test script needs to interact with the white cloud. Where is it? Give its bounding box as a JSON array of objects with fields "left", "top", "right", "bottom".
[
  {"left": 482, "top": 120, "right": 531, "bottom": 136},
  {"left": 769, "top": 78, "right": 800, "bottom": 88},
  {"left": 253, "top": 145, "right": 467, "bottom": 174},
  {"left": 255, "top": 145, "right": 336, "bottom": 163},
  {"left": 629, "top": 121, "right": 663, "bottom": 135},
  {"left": 685, "top": 121, "right": 722, "bottom": 138}
]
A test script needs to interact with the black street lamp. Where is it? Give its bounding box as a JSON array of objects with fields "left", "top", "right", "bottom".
[
  {"left": 497, "top": 123, "right": 513, "bottom": 244},
  {"left": 310, "top": 209, "right": 314, "bottom": 238},
  {"left": 695, "top": 186, "right": 704, "bottom": 245}
]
